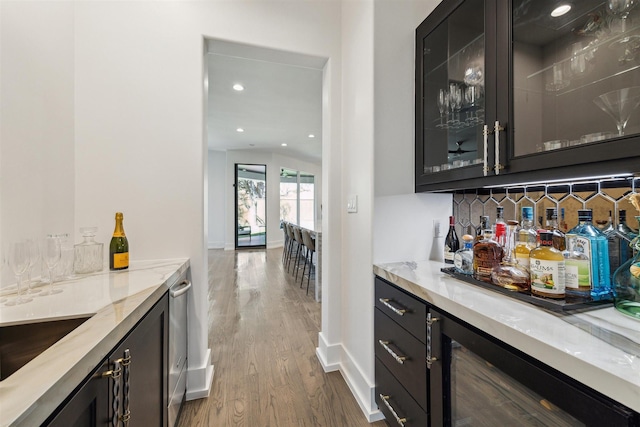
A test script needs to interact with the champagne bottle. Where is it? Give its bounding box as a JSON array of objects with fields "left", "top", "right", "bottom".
[
  {"left": 444, "top": 216, "right": 460, "bottom": 264},
  {"left": 109, "top": 212, "right": 129, "bottom": 270}
]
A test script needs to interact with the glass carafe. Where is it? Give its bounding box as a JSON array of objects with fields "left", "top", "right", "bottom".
[
  {"left": 613, "top": 216, "right": 640, "bottom": 320},
  {"left": 74, "top": 227, "right": 104, "bottom": 274}
]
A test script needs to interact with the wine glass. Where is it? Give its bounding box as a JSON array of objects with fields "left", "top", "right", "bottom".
[
  {"left": 24, "top": 238, "right": 42, "bottom": 294},
  {"left": 5, "top": 240, "right": 33, "bottom": 306},
  {"left": 437, "top": 88, "right": 449, "bottom": 128},
  {"left": 39, "top": 236, "right": 63, "bottom": 296}
]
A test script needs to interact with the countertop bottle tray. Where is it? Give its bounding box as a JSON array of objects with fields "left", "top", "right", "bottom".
[{"left": 441, "top": 267, "right": 612, "bottom": 313}]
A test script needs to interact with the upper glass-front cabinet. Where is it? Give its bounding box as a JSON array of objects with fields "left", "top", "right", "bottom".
[
  {"left": 509, "top": 0, "right": 640, "bottom": 158},
  {"left": 417, "top": 0, "right": 640, "bottom": 191},
  {"left": 416, "top": 0, "right": 496, "bottom": 188}
]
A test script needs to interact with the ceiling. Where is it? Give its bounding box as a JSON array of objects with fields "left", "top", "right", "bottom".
[{"left": 206, "top": 40, "right": 325, "bottom": 164}]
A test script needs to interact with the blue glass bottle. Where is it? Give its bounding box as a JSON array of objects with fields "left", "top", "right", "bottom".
[{"left": 568, "top": 209, "right": 611, "bottom": 300}]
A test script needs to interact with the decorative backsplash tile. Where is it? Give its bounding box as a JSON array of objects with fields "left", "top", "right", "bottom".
[{"left": 452, "top": 177, "right": 640, "bottom": 237}]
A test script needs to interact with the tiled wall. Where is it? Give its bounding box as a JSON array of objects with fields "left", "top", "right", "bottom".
[{"left": 452, "top": 176, "right": 640, "bottom": 237}]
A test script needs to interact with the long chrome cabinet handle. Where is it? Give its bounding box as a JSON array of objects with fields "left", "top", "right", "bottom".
[
  {"left": 426, "top": 312, "right": 439, "bottom": 369},
  {"left": 378, "top": 298, "right": 406, "bottom": 316},
  {"left": 483, "top": 124, "right": 490, "bottom": 176},
  {"left": 378, "top": 340, "right": 407, "bottom": 365},
  {"left": 494, "top": 120, "right": 505, "bottom": 175},
  {"left": 379, "top": 394, "right": 407, "bottom": 427},
  {"left": 120, "top": 349, "right": 131, "bottom": 426}
]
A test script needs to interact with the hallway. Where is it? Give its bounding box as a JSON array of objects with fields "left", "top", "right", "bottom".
[{"left": 178, "top": 248, "right": 386, "bottom": 427}]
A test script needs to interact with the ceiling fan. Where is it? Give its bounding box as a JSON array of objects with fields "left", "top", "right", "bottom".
[{"left": 448, "top": 140, "right": 476, "bottom": 155}]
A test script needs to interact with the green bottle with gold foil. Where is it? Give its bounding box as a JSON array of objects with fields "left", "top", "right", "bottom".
[{"left": 109, "top": 212, "right": 129, "bottom": 270}]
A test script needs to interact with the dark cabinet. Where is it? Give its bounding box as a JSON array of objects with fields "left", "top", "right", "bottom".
[
  {"left": 374, "top": 277, "right": 429, "bottom": 426},
  {"left": 374, "top": 275, "right": 640, "bottom": 426},
  {"left": 45, "top": 292, "right": 169, "bottom": 427},
  {"left": 416, "top": 0, "right": 640, "bottom": 192}
]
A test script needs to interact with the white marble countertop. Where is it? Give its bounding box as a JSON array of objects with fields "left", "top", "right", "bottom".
[
  {"left": 0, "top": 258, "right": 189, "bottom": 427},
  {"left": 374, "top": 259, "right": 640, "bottom": 413}
]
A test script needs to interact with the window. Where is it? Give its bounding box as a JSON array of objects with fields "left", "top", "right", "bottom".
[{"left": 280, "top": 168, "right": 315, "bottom": 228}]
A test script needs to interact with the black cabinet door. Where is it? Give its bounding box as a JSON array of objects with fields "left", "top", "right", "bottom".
[
  {"left": 429, "top": 307, "right": 639, "bottom": 427},
  {"left": 45, "top": 361, "right": 109, "bottom": 427},
  {"left": 109, "top": 293, "right": 169, "bottom": 427}
]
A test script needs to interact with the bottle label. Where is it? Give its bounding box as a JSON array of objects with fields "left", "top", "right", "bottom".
[
  {"left": 574, "top": 236, "right": 593, "bottom": 286},
  {"left": 113, "top": 252, "right": 129, "bottom": 269},
  {"left": 454, "top": 253, "right": 463, "bottom": 270},
  {"left": 530, "top": 259, "right": 565, "bottom": 295},
  {"left": 444, "top": 246, "right": 455, "bottom": 262},
  {"left": 565, "top": 259, "right": 590, "bottom": 290}
]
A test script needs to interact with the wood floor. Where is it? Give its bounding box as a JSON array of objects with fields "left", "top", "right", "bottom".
[{"left": 177, "top": 248, "right": 387, "bottom": 427}]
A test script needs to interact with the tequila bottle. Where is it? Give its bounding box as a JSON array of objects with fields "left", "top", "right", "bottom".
[
  {"left": 453, "top": 235, "right": 474, "bottom": 275},
  {"left": 515, "top": 206, "right": 536, "bottom": 269},
  {"left": 530, "top": 231, "right": 565, "bottom": 299},
  {"left": 564, "top": 233, "right": 591, "bottom": 298}
]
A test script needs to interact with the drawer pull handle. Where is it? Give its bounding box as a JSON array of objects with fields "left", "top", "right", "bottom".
[
  {"left": 378, "top": 340, "right": 407, "bottom": 365},
  {"left": 379, "top": 298, "right": 407, "bottom": 316},
  {"left": 379, "top": 394, "right": 407, "bottom": 427},
  {"left": 426, "top": 312, "right": 439, "bottom": 369}
]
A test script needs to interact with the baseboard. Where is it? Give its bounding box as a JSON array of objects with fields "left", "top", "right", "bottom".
[
  {"left": 185, "top": 349, "right": 215, "bottom": 400},
  {"left": 208, "top": 241, "right": 224, "bottom": 249},
  {"left": 316, "top": 334, "right": 384, "bottom": 423}
]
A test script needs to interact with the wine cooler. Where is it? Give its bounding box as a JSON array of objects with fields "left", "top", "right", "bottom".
[{"left": 427, "top": 309, "right": 638, "bottom": 426}]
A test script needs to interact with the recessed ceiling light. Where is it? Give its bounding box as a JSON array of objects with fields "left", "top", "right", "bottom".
[
  {"left": 233, "top": 83, "right": 244, "bottom": 91},
  {"left": 236, "top": 128, "right": 244, "bottom": 132},
  {"left": 308, "top": 134, "right": 315, "bottom": 138},
  {"left": 551, "top": 3, "right": 571, "bottom": 17},
  {"left": 281, "top": 143, "right": 287, "bottom": 146}
]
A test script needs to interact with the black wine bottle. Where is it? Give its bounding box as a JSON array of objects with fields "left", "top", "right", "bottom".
[
  {"left": 444, "top": 215, "right": 460, "bottom": 264},
  {"left": 109, "top": 212, "right": 129, "bottom": 270}
]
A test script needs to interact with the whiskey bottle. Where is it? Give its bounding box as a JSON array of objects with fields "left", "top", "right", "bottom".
[
  {"left": 475, "top": 215, "right": 490, "bottom": 244},
  {"left": 545, "top": 207, "right": 566, "bottom": 251},
  {"left": 515, "top": 206, "right": 536, "bottom": 269},
  {"left": 530, "top": 231, "right": 565, "bottom": 299},
  {"left": 491, "top": 220, "right": 530, "bottom": 292},
  {"left": 473, "top": 226, "right": 503, "bottom": 283},
  {"left": 494, "top": 206, "right": 507, "bottom": 246}
]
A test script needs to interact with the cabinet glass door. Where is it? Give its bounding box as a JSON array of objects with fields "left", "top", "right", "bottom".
[
  {"left": 511, "top": 0, "right": 640, "bottom": 158},
  {"left": 419, "top": 0, "right": 490, "bottom": 180}
]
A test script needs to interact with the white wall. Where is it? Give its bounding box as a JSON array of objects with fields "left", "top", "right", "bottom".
[
  {"left": 208, "top": 150, "right": 226, "bottom": 249},
  {"left": 215, "top": 149, "right": 321, "bottom": 249},
  {"left": 0, "top": 1, "right": 76, "bottom": 287}
]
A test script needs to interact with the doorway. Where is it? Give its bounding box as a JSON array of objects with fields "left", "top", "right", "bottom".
[{"left": 235, "top": 163, "right": 267, "bottom": 249}]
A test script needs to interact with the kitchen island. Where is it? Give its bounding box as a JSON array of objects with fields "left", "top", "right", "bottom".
[
  {"left": 0, "top": 258, "right": 189, "bottom": 427},
  {"left": 374, "top": 260, "right": 640, "bottom": 418}
]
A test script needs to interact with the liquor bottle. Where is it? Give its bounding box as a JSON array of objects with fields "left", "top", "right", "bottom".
[
  {"left": 530, "top": 231, "right": 565, "bottom": 299},
  {"left": 567, "top": 209, "right": 611, "bottom": 300},
  {"left": 491, "top": 220, "right": 530, "bottom": 292},
  {"left": 515, "top": 207, "right": 537, "bottom": 269},
  {"left": 545, "top": 207, "right": 566, "bottom": 251},
  {"left": 473, "top": 226, "right": 503, "bottom": 283},
  {"left": 109, "top": 212, "right": 129, "bottom": 271},
  {"left": 453, "top": 235, "right": 474, "bottom": 275},
  {"left": 564, "top": 233, "right": 591, "bottom": 298},
  {"left": 494, "top": 206, "right": 507, "bottom": 246},
  {"left": 475, "top": 216, "right": 490, "bottom": 244},
  {"left": 444, "top": 216, "right": 460, "bottom": 264},
  {"left": 559, "top": 208, "right": 568, "bottom": 232}
]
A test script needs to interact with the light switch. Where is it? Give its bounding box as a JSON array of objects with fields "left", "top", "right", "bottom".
[{"left": 347, "top": 195, "right": 358, "bottom": 213}]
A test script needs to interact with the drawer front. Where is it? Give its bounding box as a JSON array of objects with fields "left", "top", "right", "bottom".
[
  {"left": 375, "top": 277, "right": 426, "bottom": 343},
  {"left": 375, "top": 309, "right": 427, "bottom": 411},
  {"left": 376, "top": 359, "right": 428, "bottom": 427}
]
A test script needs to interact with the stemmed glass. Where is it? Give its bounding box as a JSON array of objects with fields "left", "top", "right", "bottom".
[
  {"left": 593, "top": 86, "right": 640, "bottom": 136},
  {"left": 5, "top": 240, "right": 33, "bottom": 306},
  {"left": 39, "top": 236, "right": 63, "bottom": 296},
  {"left": 449, "top": 83, "right": 462, "bottom": 125},
  {"left": 437, "top": 88, "right": 449, "bottom": 128},
  {"left": 24, "top": 238, "right": 42, "bottom": 295}
]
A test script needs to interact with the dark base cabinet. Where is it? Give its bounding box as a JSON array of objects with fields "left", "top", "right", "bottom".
[
  {"left": 45, "top": 292, "right": 169, "bottom": 427},
  {"left": 374, "top": 276, "right": 640, "bottom": 427}
]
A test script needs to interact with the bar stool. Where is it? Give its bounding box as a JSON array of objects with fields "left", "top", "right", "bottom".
[
  {"left": 301, "top": 229, "right": 316, "bottom": 294},
  {"left": 281, "top": 221, "right": 289, "bottom": 264},
  {"left": 292, "top": 226, "right": 305, "bottom": 280}
]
